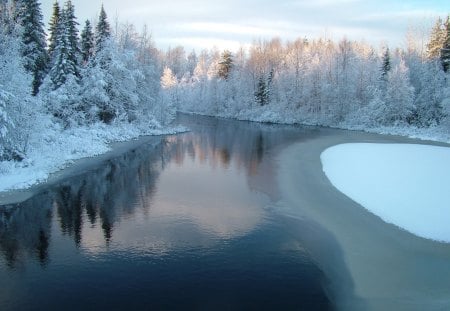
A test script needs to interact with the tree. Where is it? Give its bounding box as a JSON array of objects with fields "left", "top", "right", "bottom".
[
  {"left": 15, "top": 0, "right": 48, "bottom": 95},
  {"left": 255, "top": 75, "right": 267, "bottom": 106},
  {"left": 80, "top": 19, "right": 94, "bottom": 63},
  {"left": 161, "top": 67, "right": 177, "bottom": 89},
  {"left": 48, "top": 0, "right": 80, "bottom": 89},
  {"left": 380, "top": 47, "right": 391, "bottom": 80},
  {"left": 95, "top": 4, "right": 110, "bottom": 53},
  {"left": 441, "top": 16, "right": 450, "bottom": 72},
  {"left": 217, "top": 50, "right": 233, "bottom": 80},
  {"left": 47, "top": 0, "right": 60, "bottom": 58},
  {"left": 413, "top": 61, "right": 445, "bottom": 126},
  {"left": 426, "top": 17, "right": 445, "bottom": 60},
  {"left": 63, "top": 0, "right": 79, "bottom": 68},
  {"left": 384, "top": 59, "right": 415, "bottom": 124},
  {"left": 0, "top": 28, "right": 38, "bottom": 160}
]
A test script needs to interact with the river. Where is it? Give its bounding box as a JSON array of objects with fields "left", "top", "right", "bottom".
[{"left": 1, "top": 114, "right": 449, "bottom": 310}]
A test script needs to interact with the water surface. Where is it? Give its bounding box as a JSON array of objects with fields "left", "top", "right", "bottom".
[{"left": 0, "top": 115, "right": 334, "bottom": 310}]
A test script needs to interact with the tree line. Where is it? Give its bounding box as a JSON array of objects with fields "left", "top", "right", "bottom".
[
  {"left": 1, "top": 0, "right": 449, "bottom": 163},
  {"left": 0, "top": 0, "right": 173, "bottom": 161},
  {"left": 164, "top": 17, "right": 450, "bottom": 131}
]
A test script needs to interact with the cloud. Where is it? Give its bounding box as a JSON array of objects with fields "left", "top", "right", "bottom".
[{"left": 41, "top": 0, "right": 448, "bottom": 51}]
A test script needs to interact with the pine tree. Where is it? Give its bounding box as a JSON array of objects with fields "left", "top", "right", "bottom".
[
  {"left": 381, "top": 47, "right": 391, "bottom": 80},
  {"left": 95, "top": 4, "right": 110, "bottom": 53},
  {"left": 255, "top": 75, "right": 267, "bottom": 106},
  {"left": 48, "top": 0, "right": 80, "bottom": 89},
  {"left": 64, "top": 0, "right": 79, "bottom": 68},
  {"left": 80, "top": 19, "right": 94, "bottom": 63},
  {"left": 47, "top": 0, "right": 60, "bottom": 58},
  {"left": 426, "top": 17, "right": 445, "bottom": 60},
  {"left": 217, "top": 50, "right": 233, "bottom": 80},
  {"left": 15, "top": 0, "right": 48, "bottom": 95},
  {"left": 441, "top": 16, "right": 450, "bottom": 72}
]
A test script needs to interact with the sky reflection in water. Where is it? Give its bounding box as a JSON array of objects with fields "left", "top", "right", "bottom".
[{"left": 0, "top": 116, "right": 331, "bottom": 310}]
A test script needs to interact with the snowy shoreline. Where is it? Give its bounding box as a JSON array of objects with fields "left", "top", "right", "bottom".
[
  {"left": 321, "top": 143, "right": 450, "bottom": 243},
  {"left": 0, "top": 122, "right": 187, "bottom": 205},
  {"left": 180, "top": 109, "right": 450, "bottom": 145},
  {"left": 277, "top": 129, "right": 450, "bottom": 310}
]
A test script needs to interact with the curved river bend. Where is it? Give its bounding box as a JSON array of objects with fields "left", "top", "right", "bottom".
[{"left": 1, "top": 114, "right": 449, "bottom": 310}]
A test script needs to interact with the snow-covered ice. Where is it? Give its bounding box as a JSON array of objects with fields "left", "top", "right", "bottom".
[{"left": 321, "top": 143, "right": 450, "bottom": 243}]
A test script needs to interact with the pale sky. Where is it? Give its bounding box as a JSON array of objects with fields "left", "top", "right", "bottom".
[{"left": 41, "top": 0, "right": 449, "bottom": 51}]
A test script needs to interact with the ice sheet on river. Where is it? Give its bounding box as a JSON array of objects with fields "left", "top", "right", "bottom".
[{"left": 321, "top": 143, "right": 450, "bottom": 243}]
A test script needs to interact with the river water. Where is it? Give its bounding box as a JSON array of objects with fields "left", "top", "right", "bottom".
[
  {"left": 0, "top": 115, "right": 334, "bottom": 310},
  {"left": 2, "top": 114, "right": 449, "bottom": 310}
]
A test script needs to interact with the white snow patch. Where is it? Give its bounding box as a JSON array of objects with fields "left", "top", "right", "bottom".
[
  {"left": 0, "top": 122, "right": 188, "bottom": 192},
  {"left": 321, "top": 143, "right": 450, "bottom": 243}
]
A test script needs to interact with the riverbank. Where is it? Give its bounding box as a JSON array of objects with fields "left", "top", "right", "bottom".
[
  {"left": 0, "top": 122, "right": 186, "bottom": 205},
  {"left": 180, "top": 109, "right": 450, "bottom": 145},
  {"left": 276, "top": 128, "right": 450, "bottom": 310}
]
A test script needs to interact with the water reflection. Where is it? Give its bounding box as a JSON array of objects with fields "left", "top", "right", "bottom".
[
  {"left": 0, "top": 195, "right": 52, "bottom": 267},
  {"left": 0, "top": 115, "right": 331, "bottom": 310},
  {"left": 0, "top": 115, "right": 308, "bottom": 266}
]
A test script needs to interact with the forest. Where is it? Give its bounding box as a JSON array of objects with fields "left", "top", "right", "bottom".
[{"left": 0, "top": 0, "right": 450, "bottom": 173}]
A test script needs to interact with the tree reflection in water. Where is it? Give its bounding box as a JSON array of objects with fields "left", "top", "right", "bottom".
[{"left": 0, "top": 115, "right": 311, "bottom": 267}]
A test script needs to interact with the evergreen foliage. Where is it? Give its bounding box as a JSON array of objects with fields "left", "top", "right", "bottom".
[
  {"left": 48, "top": 0, "right": 80, "bottom": 89},
  {"left": 217, "top": 50, "right": 233, "bottom": 80},
  {"left": 81, "top": 19, "right": 94, "bottom": 63},
  {"left": 95, "top": 4, "right": 110, "bottom": 53},
  {"left": 47, "top": 1, "right": 60, "bottom": 58},
  {"left": 381, "top": 47, "right": 391, "bottom": 80},
  {"left": 14, "top": 0, "right": 48, "bottom": 95},
  {"left": 441, "top": 16, "right": 450, "bottom": 72},
  {"left": 255, "top": 75, "right": 268, "bottom": 106}
]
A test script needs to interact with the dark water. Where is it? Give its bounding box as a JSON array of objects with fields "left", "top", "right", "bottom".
[{"left": 0, "top": 115, "right": 334, "bottom": 310}]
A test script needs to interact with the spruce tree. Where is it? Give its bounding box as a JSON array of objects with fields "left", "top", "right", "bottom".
[
  {"left": 426, "top": 17, "right": 445, "bottom": 60},
  {"left": 15, "top": 0, "right": 48, "bottom": 95},
  {"left": 49, "top": 0, "right": 80, "bottom": 88},
  {"left": 441, "top": 16, "right": 450, "bottom": 72},
  {"left": 95, "top": 4, "right": 110, "bottom": 53},
  {"left": 64, "top": 0, "right": 79, "bottom": 69},
  {"left": 47, "top": 1, "right": 60, "bottom": 58},
  {"left": 218, "top": 50, "right": 233, "bottom": 80},
  {"left": 81, "top": 19, "right": 94, "bottom": 63},
  {"left": 381, "top": 47, "right": 391, "bottom": 80},
  {"left": 255, "top": 75, "right": 267, "bottom": 106}
]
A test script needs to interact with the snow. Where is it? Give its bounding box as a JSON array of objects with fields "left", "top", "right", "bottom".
[
  {"left": 321, "top": 143, "right": 450, "bottom": 243},
  {"left": 0, "top": 121, "right": 187, "bottom": 192}
]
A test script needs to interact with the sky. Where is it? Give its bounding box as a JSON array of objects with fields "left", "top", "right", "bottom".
[{"left": 41, "top": 0, "right": 449, "bottom": 52}]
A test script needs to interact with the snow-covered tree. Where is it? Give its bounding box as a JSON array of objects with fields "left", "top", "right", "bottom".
[
  {"left": 80, "top": 19, "right": 94, "bottom": 63},
  {"left": 427, "top": 17, "right": 445, "bottom": 60},
  {"left": 47, "top": 0, "right": 60, "bottom": 58},
  {"left": 95, "top": 4, "right": 110, "bottom": 53},
  {"left": 47, "top": 0, "right": 80, "bottom": 89},
  {"left": 218, "top": 50, "right": 233, "bottom": 80},
  {"left": 380, "top": 47, "right": 391, "bottom": 80},
  {"left": 0, "top": 26, "right": 40, "bottom": 159},
  {"left": 81, "top": 38, "right": 140, "bottom": 123},
  {"left": 441, "top": 16, "right": 450, "bottom": 72},
  {"left": 15, "top": 0, "right": 48, "bottom": 95},
  {"left": 161, "top": 67, "right": 177, "bottom": 89},
  {"left": 384, "top": 59, "right": 415, "bottom": 124},
  {"left": 412, "top": 61, "right": 446, "bottom": 126}
]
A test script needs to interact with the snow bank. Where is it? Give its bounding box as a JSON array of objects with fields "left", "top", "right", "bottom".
[
  {"left": 321, "top": 143, "right": 450, "bottom": 243},
  {"left": 0, "top": 122, "right": 187, "bottom": 192}
]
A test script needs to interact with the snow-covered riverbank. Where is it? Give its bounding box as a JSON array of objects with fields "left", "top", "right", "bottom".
[{"left": 0, "top": 121, "right": 186, "bottom": 195}]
